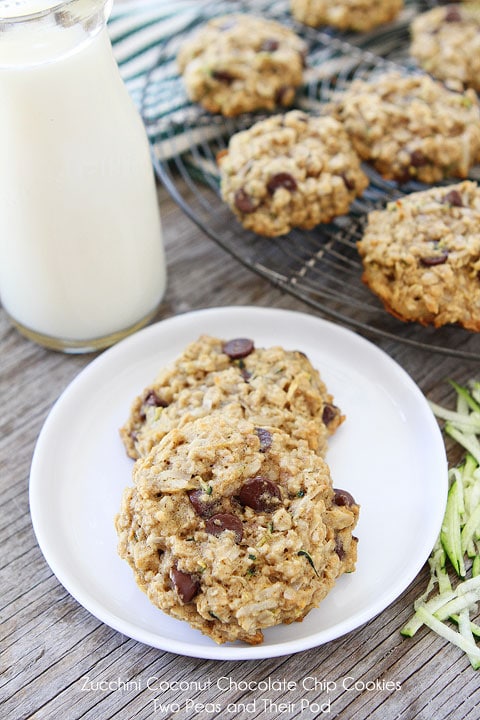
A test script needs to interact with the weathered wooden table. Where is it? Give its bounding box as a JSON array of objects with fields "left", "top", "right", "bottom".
[{"left": 3, "top": 0, "right": 480, "bottom": 715}]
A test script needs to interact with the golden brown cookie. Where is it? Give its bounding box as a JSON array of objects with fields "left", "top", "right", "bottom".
[
  {"left": 410, "top": 5, "right": 480, "bottom": 92},
  {"left": 177, "top": 14, "right": 307, "bottom": 116},
  {"left": 330, "top": 71, "right": 480, "bottom": 184},
  {"left": 115, "top": 415, "right": 359, "bottom": 645},
  {"left": 357, "top": 181, "right": 480, "bottom": 330},
  {"left": 290, "top": 0, "right": 403, "bottom": 32},
  {"left": 120, "top": 335, "right": 344, "bottom": 459},
  {"left": 218, "top": 110, "right": 368, "bottom": 237}
]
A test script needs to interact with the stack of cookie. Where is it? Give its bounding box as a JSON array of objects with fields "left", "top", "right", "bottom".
[{"left": 115, "top": 335, "right": 359, "bottom": 645}]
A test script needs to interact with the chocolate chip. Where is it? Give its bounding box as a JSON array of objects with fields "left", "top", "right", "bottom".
[
  {"left": 275, "top": 85, "right": 293, "bottom": 105},
  {"left": 341, "top": 173, "right": 356, "bottom": 190},
  {"left": 188, "top": 489, "right": 216, "bottom": 518},
  {"left": 267, "top": 172, "right": 297, "bottom": 194},
  {"left": 335, "top": 536, "right": 345, "bottom": 560},
  {"left": 211, "top": 69, "right": 235, "bottom": 84},
  {"left": 420, "top": 250, "right": 449, "bottom": 266},
  {"left": 334, "top": 488, "right": 356, "bottom": 507},
  {"left": 143, "top": 390, "right": 168, "bottom": 408},
  {"left": 222, "top": 338, "right": 254, "bottom": 359},
  {"left": 259, "top": 38, "right": 279, "bottom": 52},
  {"left": 240, "top": 367, "right": 252, "bottom": 382},
  {"left": 205, "top": 513, "right": 243, "bottom": 543},
  {"left": 322, "top": 403, "right": 339, "bottom": 425},
  {"left": 255, "top": 428, "right": 273, "bottom": 452},
  {"left": 170, "top": 567, "right": 200, "bottom": 603},
  {"left": 238, "top": 477, "right": 282, "bottom": 512},
  {"left": 410, "top": 150, "right": 427, "bottom": 167},
  {"left": 443, "top": 189, "right": 463, "bottom": 207},
  {"left": 445, "top": 6, "right": 462, "bottom": 22},
  {"left": 234, "top": 189, "right": 257, "bottom": 214}
]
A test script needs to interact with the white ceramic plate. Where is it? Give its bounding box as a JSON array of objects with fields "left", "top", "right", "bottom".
[{"left": 29, "top": 306, "right": 448, "bottom": 660}]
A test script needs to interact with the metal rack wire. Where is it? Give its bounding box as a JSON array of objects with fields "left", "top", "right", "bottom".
[{"left": 142, "top": 0, "right": 480, "bottom": 360}]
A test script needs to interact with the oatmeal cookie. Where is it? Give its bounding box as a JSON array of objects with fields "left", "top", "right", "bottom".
[
  {"left": 120, "top": 335, "right": 344, "bottom": 460},
  {"left": 290, "top": 0, "right": 403, "bottom": 32},
  {"left": 177, "top": 14, "right": 307, "bottom": 117},
  {"left": 218, "top": 110, "right": 368, "bottom": 237},
  {"left": 410, "top": 5, "right": 480, "bottom": 92},
  {"left": 115, "top": 416, "right": 359, "bottom": 645},
  {"left": 330, "top": 71, "right": 480, "bottom": 183},
  {"left": 357, "top": 181, "right": 480, "bottom": 330}
]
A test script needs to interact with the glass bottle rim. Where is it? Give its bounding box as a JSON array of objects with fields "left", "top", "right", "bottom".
[{"left": 0, "top": 0, "right": 109, "bottom": 22}]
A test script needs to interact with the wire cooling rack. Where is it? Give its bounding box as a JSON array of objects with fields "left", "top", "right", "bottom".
[{"left": 142, "top": 0, "right": 480, "bottom": 360}]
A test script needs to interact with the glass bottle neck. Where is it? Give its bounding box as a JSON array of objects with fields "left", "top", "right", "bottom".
[{"left": 0, "top": 0, "right": 112, "bottom": 67}]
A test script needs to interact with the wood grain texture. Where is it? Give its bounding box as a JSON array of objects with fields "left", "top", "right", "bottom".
[{"left": 1, "top": 178, "right": 479, "bottom": 720}]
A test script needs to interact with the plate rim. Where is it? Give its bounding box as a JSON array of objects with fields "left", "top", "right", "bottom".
[{"left": 29, "top": 305, "right": 448, "bottom": 660}]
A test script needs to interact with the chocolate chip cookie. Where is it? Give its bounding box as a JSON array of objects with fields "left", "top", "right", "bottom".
[
  {"left": 177, "top": 14, "right": 307, "bottom": 116},
  {"left": 357, "top": 181, "right": 480, "bottom": 330},
  {"left": 410, "top": 5, "right": 480, "bottom": 92},
  {"left": 330, "top": 71, "right": 480, "bottom": 183},
  {"left": 217, "top": 110, "right": 369, "bottom": 237},
  {"left": 120, "top": 335, "right": 344, "bottom": 460},
  {"left": 115, "top": 415, "right": 359, "bottom": 645},
  {"left": 290, "top": 0, "right": 403, "bottom": 32}
]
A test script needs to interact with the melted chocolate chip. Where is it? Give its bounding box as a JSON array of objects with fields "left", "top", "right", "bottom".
[
  {"left": 335, "top": 536, "right": 345, "bottom": 560},
  {"left": 275, "top": 85, "right": 293, "bottom": 105},
  {"left": 188, "top": 489, "right": 216, "bottom": 518},
  {"left": 143, "top": 390, "right": 168, "bottom": 408},
  {"left": 171, "top": 567, "right": 200, "bottom": 603},
  {"left": 341, "top": 173, "right": 356, "bottom": 190},
  {"left": 410, "top": 150, "right": 427, "bottom": 167},
  {"left": 420, "top": 250, "right": 449, "bottom": 266},
  {"left": 238, "top": 477, "right": 282, "bottom": 512},
  {"left": 205, "top": 513, "right": 243, "bottom": 543},
  {"left": 222, "top": 338, "right": 254, "bottom": 359},
  {"left": 443, "top": 189, "right": 463, "bottom": 207},
  {"left": 234, "top": 189, "right": 257, "bottom": 214},
  {"left": 255, "top": 427, "right": 273, "bottom": 452},
  {"left": 322, "top": 403, "right": 339, "bottom": 425},
  {"left": 445, "top": 6, "right": 462, "bottom": 22},
  {"left": 211, "top": 69, "right": 235, "bottom": 84},
  {"left": 240, "top": 367, "right": 252, "bottom": 382},
  {"left": 267, "top": 172, "right": 297, "bottom": 194},
  {"left": 334, "top": 488, "right": 356, "bottom": 507}
]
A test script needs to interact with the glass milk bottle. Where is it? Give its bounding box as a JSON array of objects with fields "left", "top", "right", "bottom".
[{"left": 0, "top": 0, "right": 167, "bottom": 352}]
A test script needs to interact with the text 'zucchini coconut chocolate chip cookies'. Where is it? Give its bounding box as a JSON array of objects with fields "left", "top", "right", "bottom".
[{"left": 115, "top": 336, "right": 359, "bottom": 645}]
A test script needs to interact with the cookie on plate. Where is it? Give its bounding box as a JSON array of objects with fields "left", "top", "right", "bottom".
[
  {"left": 115, "top": 415, "right": 359, "bottom": 645},
  {"left": 217, "top": 110, "right": 369, "bottom": 237},
  {"left": 330, "top": 71, "right": 480, "bottom": 183},
  {"left": 357, "top": 181, "right": 480, "bottom": 330},
  {"left": 120, "top": 335, "right": 344, "bottom": 460},
  {"left": 410, "top": 4, "right": 480, "bottom": 92},
  {"left": 177, "top": 14, "right": 307, "bottom": 117},
  {"left": 290, "top": 0, "right": 403, "bottom": 32}
]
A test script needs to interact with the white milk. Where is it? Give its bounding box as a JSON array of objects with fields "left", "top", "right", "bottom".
[{"left": 0, "top": 4, "right": 166, "bottom": 351}]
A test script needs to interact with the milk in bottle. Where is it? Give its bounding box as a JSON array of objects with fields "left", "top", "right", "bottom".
[{"left": 0, "top": 0, "right": 167, "bottom": 351}]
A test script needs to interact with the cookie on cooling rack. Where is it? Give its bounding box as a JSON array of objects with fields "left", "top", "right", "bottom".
[
  {"left": 217, "top": 110, "right": 369, "bottom": 237},
  {"left": 115, "top": 415, "right": 359, "bottom": 645},
  {"left": 120, "top": 334, "right": 344, "bottom": 460},
  {"left": 176, "top": 14, "right": 307, "bottom": 117},
  {"left": 290, "top": 0, "right": 403, "bottom": 32},
  {"left": 329, "top": 71, "right": 480, "bottom": 184},
  {"left": 410, "top": 4, "right": 480, "bottom": 92},
  {"left": 357, "top": 181, "right": 480, "bottom": 330}
]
